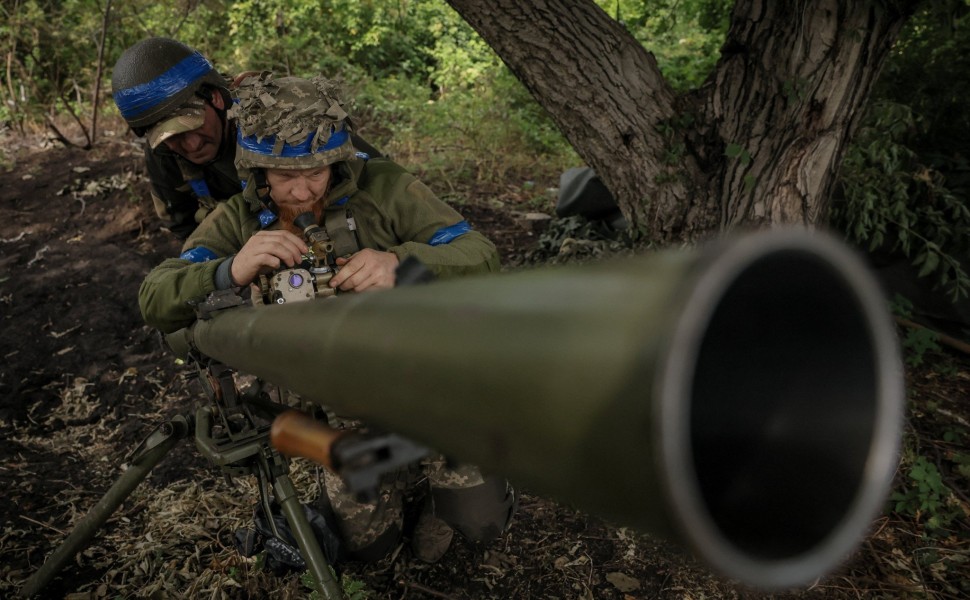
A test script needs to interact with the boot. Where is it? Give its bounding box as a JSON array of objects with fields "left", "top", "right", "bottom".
[{"left": 411, "top": 505, "right": 454, "bottom": 563}]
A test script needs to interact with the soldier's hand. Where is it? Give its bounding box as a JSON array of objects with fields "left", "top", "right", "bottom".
[
  {"left": 330, "top": 249, "right": 400, "bottom": 292},
  {"left": 231, "top": 230, "right": 308, "bottom": 285}
]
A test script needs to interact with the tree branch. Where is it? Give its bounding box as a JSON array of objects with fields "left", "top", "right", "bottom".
[
  {"left": 91, "top": 0, "right": 113, "bottom": 145},
  {"left": 895, "top": 316, "right": 970, "bottom": 355}
]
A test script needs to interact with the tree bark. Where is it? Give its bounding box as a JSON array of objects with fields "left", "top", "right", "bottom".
[
  {"left": 704, "top": 0, "right": 911, "bottom": 231},
  {"left": 445, "top": 0, "right": 919, "bottom": 244}
]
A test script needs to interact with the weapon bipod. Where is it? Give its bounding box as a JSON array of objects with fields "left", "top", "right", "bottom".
[{"left": 19, "top": 360, "right": 345, "bottom": 600}]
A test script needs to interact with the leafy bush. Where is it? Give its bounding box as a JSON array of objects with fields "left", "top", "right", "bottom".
[
  {"left": 892, "top": 454, "right": 962, "bottom": 532},
  {"left": 831, "top": 2, "right": 970, "bottom": 303},
  {"left": 599, "top": 0, "right": 730, "bottom": 91},
  {"left": 362, "top": 59, "right": 575, "bottom": 191},
  {"left": 831, "top": 101, "right": 970, "bottom": 301}
]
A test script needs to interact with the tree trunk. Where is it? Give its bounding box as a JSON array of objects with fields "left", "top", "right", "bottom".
[
  {"left": 445, "top": 0, "right": 919, "bottom": 244},
  {"left": 91, "top": 0, "right": 113, "bottom": 145}
]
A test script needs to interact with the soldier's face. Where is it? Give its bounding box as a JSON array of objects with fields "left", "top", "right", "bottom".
[
  {"left": 266, "top": 166, "right": 333, "bottom": 220},
  {"left": 161, "top": 92, "right": 225, "bottom": 164}
]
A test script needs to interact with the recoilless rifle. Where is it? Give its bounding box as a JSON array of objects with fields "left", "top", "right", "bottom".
[{"left": 23, "top": 227, "right": 905, "bottom": 596}]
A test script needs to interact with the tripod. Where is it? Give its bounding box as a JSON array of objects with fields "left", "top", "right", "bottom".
[{"left": 19, "top": 359, "right": 344, "bottom": 599}]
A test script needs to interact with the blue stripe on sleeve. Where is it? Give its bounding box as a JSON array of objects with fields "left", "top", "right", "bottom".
[
  {"left": 180, "top": 246, "right": 218, "bottom": 263},
  {"left": 428, "top": 220, "right": 472, "bottom": 246}
]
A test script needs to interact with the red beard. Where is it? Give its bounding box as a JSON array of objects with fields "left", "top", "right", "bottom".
[{"left": 278, "top": 202, "right": 323, "bottom": 236}]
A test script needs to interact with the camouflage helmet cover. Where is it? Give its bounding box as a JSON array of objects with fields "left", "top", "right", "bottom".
[
  {"left": 231, "top": 73, "right": 356, "bottom": 174},
  {"left": 111, "top": 37, "right": 226, "bottom": 130}
]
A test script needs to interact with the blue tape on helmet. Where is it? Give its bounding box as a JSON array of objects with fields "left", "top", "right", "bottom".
[
  {"left": 238, "top": 129, "right": 349, "bottom": 158},
  {"left": 113, "top": 52, "right": 214, "bottom": 119},
  {"left": 428, "top": 220, "right": 472, "bottom": 246},
  {"left": 180, "top": 246, "right": 218, "bottom": 263}
]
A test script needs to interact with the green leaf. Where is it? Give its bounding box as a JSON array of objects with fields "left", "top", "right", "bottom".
[{"left": 917, "top": 251, "right": 940, "bottom": 278}]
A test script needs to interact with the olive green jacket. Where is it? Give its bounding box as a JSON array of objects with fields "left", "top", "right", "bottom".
[{"left": 139, "top": 156, "right": 500, "bottom": 333}]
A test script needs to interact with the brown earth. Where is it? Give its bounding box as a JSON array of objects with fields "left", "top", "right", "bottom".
[{"left": 1, "top": 132, "right": 968, "bottom": 599}]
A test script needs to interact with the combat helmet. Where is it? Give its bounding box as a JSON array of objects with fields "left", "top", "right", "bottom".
[{"left": 111, "top": 37, "right": 227, "bottom": 131}]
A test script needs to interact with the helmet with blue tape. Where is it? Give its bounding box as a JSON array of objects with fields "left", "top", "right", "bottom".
[
  {"left": 230, "top": 73, "right": 356, "bottom": 174},
  {"left": 111, "top": 37, "right": 227, "bottom": 131}
]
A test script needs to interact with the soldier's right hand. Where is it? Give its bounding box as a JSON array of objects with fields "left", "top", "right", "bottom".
[{"left": 231, "top": 230, "right": 308, "bottom": 285}]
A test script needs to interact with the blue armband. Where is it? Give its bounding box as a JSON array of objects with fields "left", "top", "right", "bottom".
[
  {"left": 428, "top": 221, "right": 472, "bottom": 246},
  {"left": 180, "top": 247, "right": 218, "bottom": 263}
]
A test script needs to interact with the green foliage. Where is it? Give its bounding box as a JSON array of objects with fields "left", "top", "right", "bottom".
[
  {"left": 1, "top": 0, "right": 100, "bottom": 127},
  {"left": 890, "top": 294, "right": 951, "bottom": 367},
  {"left": 902, "top": 327, "right": 943, "bottom": 367},
  {"left": 876, "top": 1, "right": 970, "bottom": 166},
  {"left": 892, "top": 453, "right": 963, "bottom": 533},
  {"left": 597, "top": 0, "right": 730, "bottom": 91},
  {"left": 341, "top": 576, "right": 373, "bottom": 600},
  {"left": 0, "top": 0, "right": 233, "bottom": 136},
  {"left": 831, "top": 101, "right": 970, "bottom": 301},
  {"left": 365, "top": 62, "right": 576, "bottom": 190},
  {"left": 302, "top": 570, "right": 372, "bottom": 600},
  {"left": 226, "top": 0, "right": 436, "bottom": 78},
  {"left": 832, "top": 2, "right": 970, "bottom": 304}
]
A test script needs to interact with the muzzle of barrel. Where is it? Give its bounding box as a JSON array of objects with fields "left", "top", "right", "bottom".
[
  {"left": 189, "top": 228, "right": 903, "bottom": 589},
  {"left": 656, "top": 230, "right": 903, "bottom": 587}
]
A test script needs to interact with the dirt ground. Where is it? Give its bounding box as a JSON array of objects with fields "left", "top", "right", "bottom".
[{"left": 1, "top": 131, "right": 968, "bottom": 599}]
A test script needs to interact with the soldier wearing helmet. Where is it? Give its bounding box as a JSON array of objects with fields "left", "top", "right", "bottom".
[
  {"left": 112, "top": 39, "right": 382, "bottom": 240},
  {"left": 112, "top": 37, "right": 241, "bottom": 239},
  {"left": 138, "top": 73, "right": 512, "bottom": 564}
]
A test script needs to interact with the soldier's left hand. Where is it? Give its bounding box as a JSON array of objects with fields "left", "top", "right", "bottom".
[{"left": 330, "top": 249, "right": 400, "bottom": 292}]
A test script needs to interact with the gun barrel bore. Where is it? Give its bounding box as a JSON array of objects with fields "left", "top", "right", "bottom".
[{"left": 190, "top": 229, "right": 903, "bottom": 589}]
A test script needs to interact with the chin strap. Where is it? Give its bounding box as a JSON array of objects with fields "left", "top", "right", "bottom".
[{"left": 252, "top": 168, "right": 279, "bottom": 215}]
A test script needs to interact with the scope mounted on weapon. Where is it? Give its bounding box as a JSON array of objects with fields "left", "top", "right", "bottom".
[{"left": 255, "top": 211, "right": 342, "bottom": 306}]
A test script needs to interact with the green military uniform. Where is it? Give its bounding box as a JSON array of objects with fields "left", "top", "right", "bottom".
[
  {"left": 112, "top": 38, "right": 241, "bottom": 239},
  {"left": 139, "top": 155, "right": 500, "bottom": 333},
  {"left": 140, "top": 72, "right": 514, "bottom": 563},
  {"left": 143, "top": 136, "right": 241, "bottom": 239}
]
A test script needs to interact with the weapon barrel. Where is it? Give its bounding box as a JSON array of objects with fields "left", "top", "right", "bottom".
[{"left": 186, "top": 229, "right": 903, "bottom": 588}]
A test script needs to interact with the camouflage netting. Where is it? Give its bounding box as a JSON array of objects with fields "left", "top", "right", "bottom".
[{"left": 230, "top": 73, "right": 355, "bottom": 169}]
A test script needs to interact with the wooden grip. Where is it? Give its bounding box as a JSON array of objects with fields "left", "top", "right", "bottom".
[{"left": 270, "top": 410, "right": 346, "bottom": 470}]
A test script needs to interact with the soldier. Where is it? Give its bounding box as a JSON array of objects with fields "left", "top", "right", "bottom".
[
  {"left": 111, "top": 38, "right": 242, "bottom": 239},
  {"left": 139, "top": 73, "right": 515, "bottom": 563},
  {"left": 111, "top": 37, "right": 383, "bottom": 239}
]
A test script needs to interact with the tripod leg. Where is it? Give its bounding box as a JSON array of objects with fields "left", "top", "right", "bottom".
[
  {"left": 272, "top": 471, "right": 344, "bottom": 600},
  {"left": 19, "top": 415, "right": 192, "bottom": 598}
]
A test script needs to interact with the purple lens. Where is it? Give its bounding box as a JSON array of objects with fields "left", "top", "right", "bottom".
[{"left": 288, "top": 272, "right": 304, "bottom": 287}]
